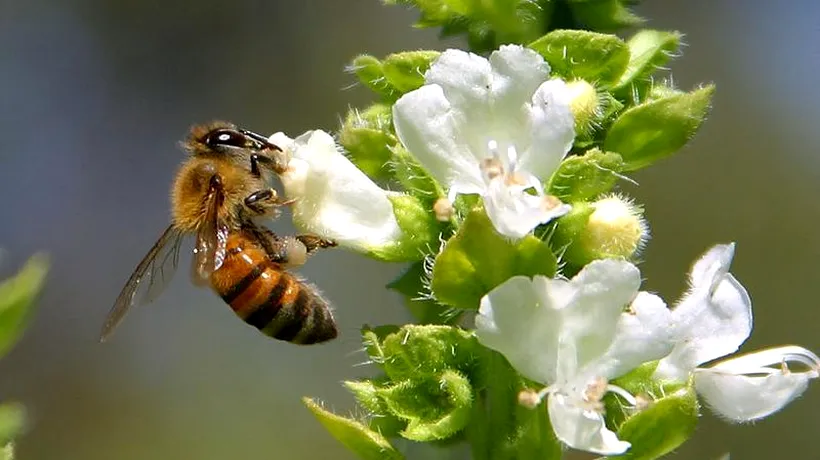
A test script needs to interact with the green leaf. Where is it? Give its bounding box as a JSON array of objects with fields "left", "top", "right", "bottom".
[
  {"left": 609, "top": 387, "right": 699, "bottom": 460},
  {"left": 349, "top": 55, "right": 400, "bottom": 101},
  {"left": 529, "top": 30, "right": 629, "bottom": 86},
  {"left": 339, "top": 104, "right": 397, "bottom": 180},
  {"left": 548, "top": 148, "right": 625, "bottom": 202},
  {"left": 387, "top": 262, "right": 459, "bottom": 325},
  {"left": 379, "top": 370, "right": 473, "bottom": 441},
  {"left": 382, "top": 51, "right": 440, "bottom": 93},
  {"left": 0, "top": 404, "right": 25, "bottom": 445},
  {"left": 431, "top": 210, "right": 557, "bottom": 310},
  {"left": 303, "top": 398, "right": 404, "bottom": 460},
  {"left": 390, "top": 146, "right": 445, "bottom": 206},
  {"left": 378, "top": 325, "right": 480, "bottom": 381},
  {"left": 568, "top": 0, "right": 644, "bottom": 32},
  {"left": 614, "top": 30, "right": 682, "bottom": 92},
  {"left": 0, "top": 254, "right": 48, "bottom": 357},
  {"left": 604, "top": 85, "right": 715, "bottom": 171}
]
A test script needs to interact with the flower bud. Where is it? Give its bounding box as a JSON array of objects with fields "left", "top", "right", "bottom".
[
  {"left": 338, "top": 104, "right": 396, "bottom": 180},
  {"left": 564, "top": 79, "right": 601, "bottom": 135},
  {"left": 553, "top": 194, "right": 648, "bottom": 269}
]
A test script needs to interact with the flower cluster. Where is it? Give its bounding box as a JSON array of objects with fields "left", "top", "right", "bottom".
[{"left": 261, "top": 1, "right": 818, "bottom": 459}]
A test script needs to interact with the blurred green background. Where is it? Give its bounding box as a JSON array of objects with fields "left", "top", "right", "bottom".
[{"left": 0, "top": 0, "right": 817, "bottom": 458}]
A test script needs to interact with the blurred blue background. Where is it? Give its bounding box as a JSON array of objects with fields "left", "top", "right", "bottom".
[{"left": 0, "top": 0, "right": 818, "bottom": 458}]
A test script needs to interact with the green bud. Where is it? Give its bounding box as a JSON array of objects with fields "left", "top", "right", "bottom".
[
  {"left": 362, "top": 325, "right": 400, "bottom": 366},
  {"left": 0, "top": 443, "right": 12, "bottom": 460},
  {"left": 303, "top": 397, "right": 405, "bottom": 460},
  {"left": 614, "top": 30, "right": 683, "bottom": 94},
  {"left": 0, "top": 404, "right": 25, "bottom": 446},
  {"left": 377, "top": 325, "right": 479, "bottom": 381},
  {"left": 528, "top": 30, "right": 629, "bottom": 86},
  {"left": 345, "top": 380, "right": 407, "bottom": 437},
  {"left": 390, "top": 146, "right": 445, "bottom": 207},
  {"left": 387, "top": 262, "right": 460, "bottom": 325},
  {"left": 382, "top": 51, "right": 440, "bottom": 93},
  {"left": 604, "top": 85, "right": 715, "bottom": 171},
  {"left": 383, "top": 0, "right": 462, "bottom": 24},
  {"left": 431, "top": 209, "right": 557, "bottom": 311},
  {"left": 548, "top": 148, "right": 625, "bottom": 202},
  {"left": 0, "top": 254, "right": 48, "bottom": 357},
  {"left": 567, "top": 0, "right": 644, "bottom": 32},
  {"left": 378, "top": 370, "right": 473, "bottom": 441},
  {"left": 339, "top": 104, "right": 397, "bottom": 180},
  {"left": 565, "top": 79, "right": 602, "bottom": 136},
  {"left": 349, "top": 55, "right": 400, "bottom": 101}
]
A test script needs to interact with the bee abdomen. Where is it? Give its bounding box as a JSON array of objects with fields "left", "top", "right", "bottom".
[{"left": 241, "top": 268, "right": 336, "bottom": 345}]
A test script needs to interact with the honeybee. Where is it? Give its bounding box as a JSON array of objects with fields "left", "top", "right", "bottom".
[{"left": 100, "top": 121, "right": 338, "bottom": 344}]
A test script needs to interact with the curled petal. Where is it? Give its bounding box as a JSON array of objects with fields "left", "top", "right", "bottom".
[
  {"left": 694, "top": 346, "right": 820, "bottom": 422},
  {"left": 520, "top": 79, "right": 576, "bottom": 181},
  {"left": 272, "top": 130, "right": 402, "bottom": 253},
  {"left": 656, "top": 243, "right": 752, "bottom": 380},
  {"left": 547, "top": 393, "right": 631, "bottom": 455},
  {"left": 482, "top": 179, "right": 570, "bottom": 239},
  {"left": 392, "top": 85, "right": 483, "bottom": 192}
]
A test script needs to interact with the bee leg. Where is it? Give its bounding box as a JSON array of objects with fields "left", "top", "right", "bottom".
[
  {"left": 294, "top": 234, "right": 338, "bottom": 253},
  {"left": 249, "top": 226, "right": 336, "bottom": 268},
  {"left": 250, "top": 152, "right": 287, "bottom": 176},
  {"left": 243, "top": 188, "right": 296, "bottom": 217}
]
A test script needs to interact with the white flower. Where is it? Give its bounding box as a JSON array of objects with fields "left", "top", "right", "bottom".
[
  {"left": 655, "top": 243, "right": 820, "bottom": 422},
  {"left": 475, "top": 261, "right": 674, "bottom": 455},
  {"left": 269, "top": 130, "right": 404, "bottom": 254},
  {"left": 392, "top": 45, "right": 575, "bottom": 239}
]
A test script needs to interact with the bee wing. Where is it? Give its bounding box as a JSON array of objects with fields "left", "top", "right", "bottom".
[
  {"left": 192, "top": 178, "right": 229, "bottom": 284},
  {"left": 100, "top": 225, "right": 184, "bottom": 342}
]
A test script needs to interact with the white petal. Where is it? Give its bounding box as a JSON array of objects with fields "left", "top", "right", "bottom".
[
  {"left": 690, "top": 243, "right": 735, "bottom": 288},
  {"left": 424, "top": 49, "right": 492, "bottom": 109},
  {"left": 694, "top": 346, "right": 820, "bottom": 422},
  {"left": 487, "top": 45, "right": 551, "bottom": 119},
  {"left": 482, "top": 179, "right": 570, "bottom": 239},
  {"left": 592, "top": 292, "right": 674, "bottom": 379},
  {"left": 276, "top": 130, "right": 403, "bottom": 252},
  {"left": 519, "top": 79, "right": 575, "bottom": 181},
  {"left": 655, "top": 244, "right": 752, "bottom": 380},
  {"left": 393, "top": 85, "right": 484, "bottom": 192},
  {"left": 548, "top": 393, "right": 631, "bottom": 455},
  {"left": 475, "top": 275, "right": 561, "bottom": 384},
  {"left": 550, "top": 260, "right": 642, "bottom": 381}
]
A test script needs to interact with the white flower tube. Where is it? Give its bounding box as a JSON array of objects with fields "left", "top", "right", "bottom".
[{"left": 269, "top": 130, "right": 404, "bottom": 255}]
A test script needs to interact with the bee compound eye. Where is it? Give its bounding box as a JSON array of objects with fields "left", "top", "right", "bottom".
[{"left": 206, "top": 129, "right": 247, "bottom": 148}]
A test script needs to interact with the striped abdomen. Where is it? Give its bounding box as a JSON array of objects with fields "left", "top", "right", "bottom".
[{"left": 210, "top": 232, "right": 337, "bottom": 344}]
